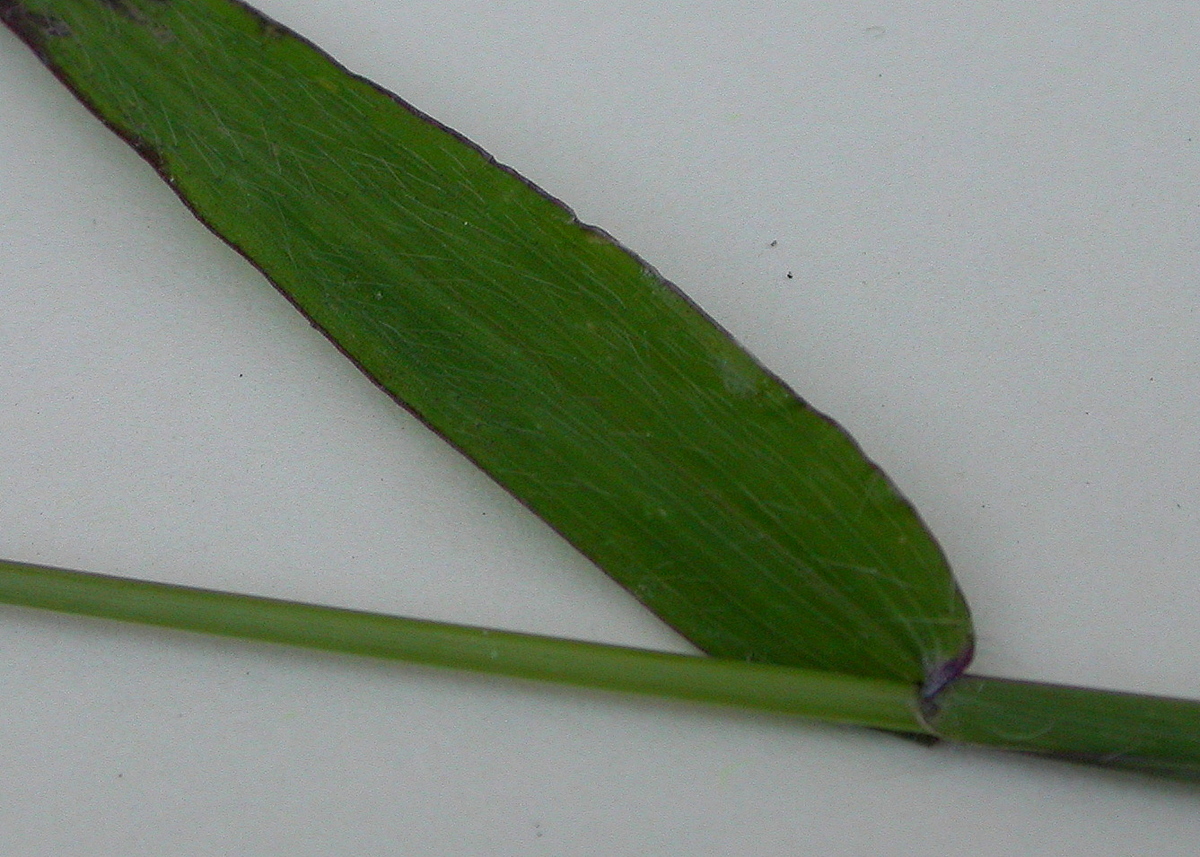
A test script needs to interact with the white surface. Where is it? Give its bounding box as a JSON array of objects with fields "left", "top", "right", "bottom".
[{"left": 1, "top": 0, "right": 1198, "bottom": 853}]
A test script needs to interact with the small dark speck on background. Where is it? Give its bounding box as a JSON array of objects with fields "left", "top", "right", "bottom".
[
  {"left": 768, "top": 239, "right": 778, "bottom": 247},
  {"left": 786, "top": 271, "right": 793, "bottom": 279}
]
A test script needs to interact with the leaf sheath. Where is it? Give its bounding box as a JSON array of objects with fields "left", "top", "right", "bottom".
[{"left": 929, "top": 675, "right": 1200, "bottom": 783}]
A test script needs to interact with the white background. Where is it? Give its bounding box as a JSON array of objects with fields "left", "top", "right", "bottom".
[{"left": 1, "top": 1, "right": 1198, "bottom": 853}]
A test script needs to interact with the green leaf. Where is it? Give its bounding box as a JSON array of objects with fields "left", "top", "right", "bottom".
[{"left": 0, "top": 0, "right": 971, "bottom": 686}]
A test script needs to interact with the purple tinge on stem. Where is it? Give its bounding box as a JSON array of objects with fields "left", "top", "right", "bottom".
[{"left": 922, "top": 642, "right": 975, "bottom": 703}]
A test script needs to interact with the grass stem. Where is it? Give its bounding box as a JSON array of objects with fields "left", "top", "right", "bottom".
[{"left": 0, "top": 557, "right": 929, "bottom": 734}]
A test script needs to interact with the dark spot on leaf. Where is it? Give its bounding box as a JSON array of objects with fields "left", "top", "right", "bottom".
[
  {"left": 258, "top": 19, "right": 287, "bottom": 40},
  {"left": 128, "top": 135, "right": 166, "bottom": 171},
  {"left": 0, "top": 3, "right": 71, "bottom": 44},
  {"left": 42, "top": 15, "right": 69, "bottom": 37},
  {"left": 96, "top": 0, "right": 170, "bottom": 26},
  {"left": 96, "top": 0, "right": 134, "bottom": 14}
]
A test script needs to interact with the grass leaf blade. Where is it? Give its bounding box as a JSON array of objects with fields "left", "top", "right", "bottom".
[{"left": 1, "top": 0, "right": 972, "bottom": 684}]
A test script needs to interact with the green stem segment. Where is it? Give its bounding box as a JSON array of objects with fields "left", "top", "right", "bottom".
[
  {"left": 0, "top": 558, "right": 929, "bottom": 734},
  {"left": 928, "top": 674, "right": 1200, "bottom": 782},
  {"left": 2, "top": 556, "right": 1199, "bottom": 782}
]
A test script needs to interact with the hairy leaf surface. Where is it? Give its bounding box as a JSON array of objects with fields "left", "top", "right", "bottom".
[{"left": 1, "top": 0, "right": 973, "bottom": 685}]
